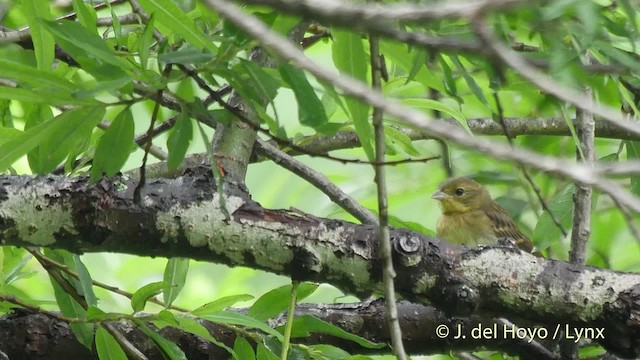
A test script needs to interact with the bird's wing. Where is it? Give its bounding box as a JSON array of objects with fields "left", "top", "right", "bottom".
[{"left": 485, "top": 202, "right": 534, "bottom": 253}]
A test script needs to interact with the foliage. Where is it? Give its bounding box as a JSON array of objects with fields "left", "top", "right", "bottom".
[{"left": 0, "top": 0, "right": 639, "bottom": 358}]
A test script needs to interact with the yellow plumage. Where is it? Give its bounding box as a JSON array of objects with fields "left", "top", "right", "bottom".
[{"left": 432, "top": 177, "right": 534, "bottom": 253}]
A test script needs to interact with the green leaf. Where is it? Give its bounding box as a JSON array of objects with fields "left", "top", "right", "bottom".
[
  {"left": 22, "top": 0, "right": 54, "bottom": 70},
  {"left": 167, "top": 114, "right": 193, "bottom": 171},
  {"left": 131, "top": 281, "right": 164, "bottom": 312},
  {"left": 618, "top": 0, "right": 638, "bottom": 38},
  {"left": 75, "top": 76, "right": 134, "bottom": 99},
  {"left": 287, "top": 315, "right": 385, "bottom": 349},
  {"left": 158, "top": 48, "right": 215, "bottom": 65},
  {"left": 532, "top": 184, "right": 574, "bottom": 249},
  {"left": 332, "top": 30, "right": 373, "bottom": 160},
  {"left": 248, "top": 283, "right": 318, "bottom": 322},
  {"left": 163, "top": 258, "right": 189, "bottom": 308},
  {"left": 73, "top": 255, "right": 97, "bottom": 307},
  {"left": 0, "top": 100, "right": 13, "bottom": 128},
  {"left": 86, "top": 306, "right": 107, "bottom": 321},
  {"left": 163, "top": 316, "right": 238, "bottom": 359},
  {"left": 0, "top": 106, "right": 103, "bottom": 172},
  {"left": 384, "top": 126, "right": 420, "bottom": 156},
  {"left": 42, "top": 20, "right": 134, "bottom": 75},
  {"left": 0, "top": 59, "right": 76, "bottom": 94},
  {"left": 135, "top": 0, "right": 217, "bottom": 53},
  {"left": 0, "top": 247, "right": 31, "bottom": 288},
  {"left": 36, "top": 106, "right": 105, "bottom": 174},
  {"left": 25, "top": 104, "right": 53, "bottom": 172},
  {"left": 136, "top": 321, "right": 188, "bottom": 360},
  {"left": 71, "top": 0, "right": 98, "bottom": 35},
  {"left": 0, "top": 85, "right": 98, "bottom": 105},
  {"left": 159, "top": 309, "right": 179, "bottom": 325},
  {"left": 438, "top": 54, "right": 460, "bottom": 101},
  {"left": 90, "top": 107, "right": 134, "bottom": 182},
  {"left": 406, "top": 49, "right": 426, "bottom": 85},
  {"left": 279, "top": 64, "right": 328, "bottom": 130},
  {"left": 626, "top": 141, "right": 640, "bottom": 196},
  {"left": 191, "top": 294, "right": 254, "bottom": 316},
  {"left": 257, "top": 344, "right": 280, "bottom": 360},
  {"left": 95, "top": 326, "right": 128, "bottom": 360},
  {"left": 234, "top": 337, "right": 256, "bottom": 360},
  {"left": 237, "top": 60, "right": 281, "bottom": 103},
  {"left": 308, "top": 344, "right": 352, "bottom": 359},
  {"left": 109, "top": 7, "right": 123, "bottom": 48},
  {"left": 399, "top": 98, "right": 470, "bottom": 133},
  {"left": 198, "top": 311, "right": 284, "bottom": 340},
  {"left": 138, "top": 14, "right": 156, "bottom": 70},
  {"left": 44, "top": 251, "right": 93, "bottom": 349},
  {"left": 448, "top": 55, "right": 492, "bottom": 111}
]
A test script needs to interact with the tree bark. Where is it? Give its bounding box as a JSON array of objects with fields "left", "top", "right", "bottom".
[{"left": 1, "top": 168, "right": 640, "bottom": 357}]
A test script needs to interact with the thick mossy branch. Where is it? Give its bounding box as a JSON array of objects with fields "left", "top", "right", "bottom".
[{"left": 1, "top": 169, "right": 640, "bottom": 356}]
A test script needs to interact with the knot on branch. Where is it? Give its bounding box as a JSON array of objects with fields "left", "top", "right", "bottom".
[{"left": 392, "top": 231, "right": 424, "bottom": 267}]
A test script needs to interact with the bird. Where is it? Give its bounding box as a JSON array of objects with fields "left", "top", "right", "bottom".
[{"left": 431, "top": 176, "right": 535, "bottom": 253}]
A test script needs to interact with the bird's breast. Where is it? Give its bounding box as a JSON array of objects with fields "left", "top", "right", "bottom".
[{"left": 436, "top": 210, "right": 496, "bottom": 245}]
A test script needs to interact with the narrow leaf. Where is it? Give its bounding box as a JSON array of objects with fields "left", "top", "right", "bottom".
[
  {"left": 73, "top": 255, "right": 97, "bottom": 307},
  {"left": 0, "top": 100, "right": 13, "bottom": 128},
  {"left": 332, "top": 30, "right": 373, "bottom": 160},
  {"left": 158, "top": 48, "right": 215, "bottom": 66},
  {"left": 234, "top": 337, "right": 256, "bottom": 360},
  {"left": 37, "top": 106, "right": 105, "bottom": 173},
  {"left": 198, "top": 311, "right": 284, "bottom": 340},
  {"left": 95, "top": 326, "right": 128, "bottom": 360},
  {"left": 163, "top": 258, "right": 190, "bottom": 308},
  {"left": 0, "top": 59, "right": 76, "bottom": 93},
  {"left": 136, "top": 321, "right": 188, "bottom": 360},
  {"left": 169, "top": 317, "right": 238, "bottom": 359},
  {"left": 449, "top": 55, "right": 492, "bottom": 111},
  {"left": 191, "top": 294, "right": 254, "bottom": 316},
  {"left": 406, "top": 49, "right": 427, "bottom": 84},
  {"left": 279, "top": 64, "right": 328, "bottom": 129},
  {"left": 0, "top": 106, "right": 103, "bottom": 172},
  {"left": 42, "top": 20, "right": 134, "bottom": 72},
  {"left": 90, "top": 107, "right": 134, "bottom": 182},
  {"left": 166, "top": 114, "right": 193, "bottom": 170},
  {"left": 45, "top": 250, "right": 93, "bottom": 349},
  {"left": 71, "top": 0, "right": 98, "bottom": 35},
  {"left": 135, "top": 0, "right": 217, "bottom": 53},
  {"left": 22, "top": 0, "right": 54, "bottom": 70},
  {"left": 131, "top": 281, "right": 165, "bottom": 312},
  {"left": 138, "top": 14, "right": 156, "bottom": 70},
  {"left": 288, "top": 315, "right": 385, "bottom": 349},
  {"left": 248, "top": 283, "right": 318, "bottom": 321}
]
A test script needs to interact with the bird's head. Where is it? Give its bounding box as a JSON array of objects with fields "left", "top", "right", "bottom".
[{"left": 431, "top": 177, "right": 492, "bottom": 214}]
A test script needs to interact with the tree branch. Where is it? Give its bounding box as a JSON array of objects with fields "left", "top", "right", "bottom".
[
  {"left": 1, "top": 171, "right": 640, "bottom": 356},
  {"left": 202, "top": 0, "right": 640, "bottom": 216},
  {"left": 0, "top": 300, "right": 563, "bottom": 359}
]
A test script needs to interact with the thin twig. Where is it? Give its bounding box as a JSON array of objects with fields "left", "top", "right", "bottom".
[
  {"left": 175, "top": 64, "right": 441, "bottom": 166},
  {"left": 0, "top": 295, "right": 77, "bottom": 322},
  {"left": 471, "top": 17, "right": 640, "bottom": 141},
  {"left": 370, "top": 28, "right": 407, "bottom": 359},
  {"left": 256, "top": 139, "right": 379, "bottom": 225},
  {"left": 492, "top": 92, "right": 568, "bottom": 238},
  {"left": 201, "top": 0, "right": 640, "bottom": 215}
]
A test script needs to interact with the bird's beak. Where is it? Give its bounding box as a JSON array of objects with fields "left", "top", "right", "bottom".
[{"left": 430, "top": 189, "right": 449, "bottom": 200}]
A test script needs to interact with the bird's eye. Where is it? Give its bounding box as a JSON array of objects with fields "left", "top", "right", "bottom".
[{"left": 454, "top": 188, "right": 464, "bottom": 196}]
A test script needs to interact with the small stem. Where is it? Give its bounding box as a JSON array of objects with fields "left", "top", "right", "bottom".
[{"left": 280, "top": 281, "right": 299, "bottom": 360}]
